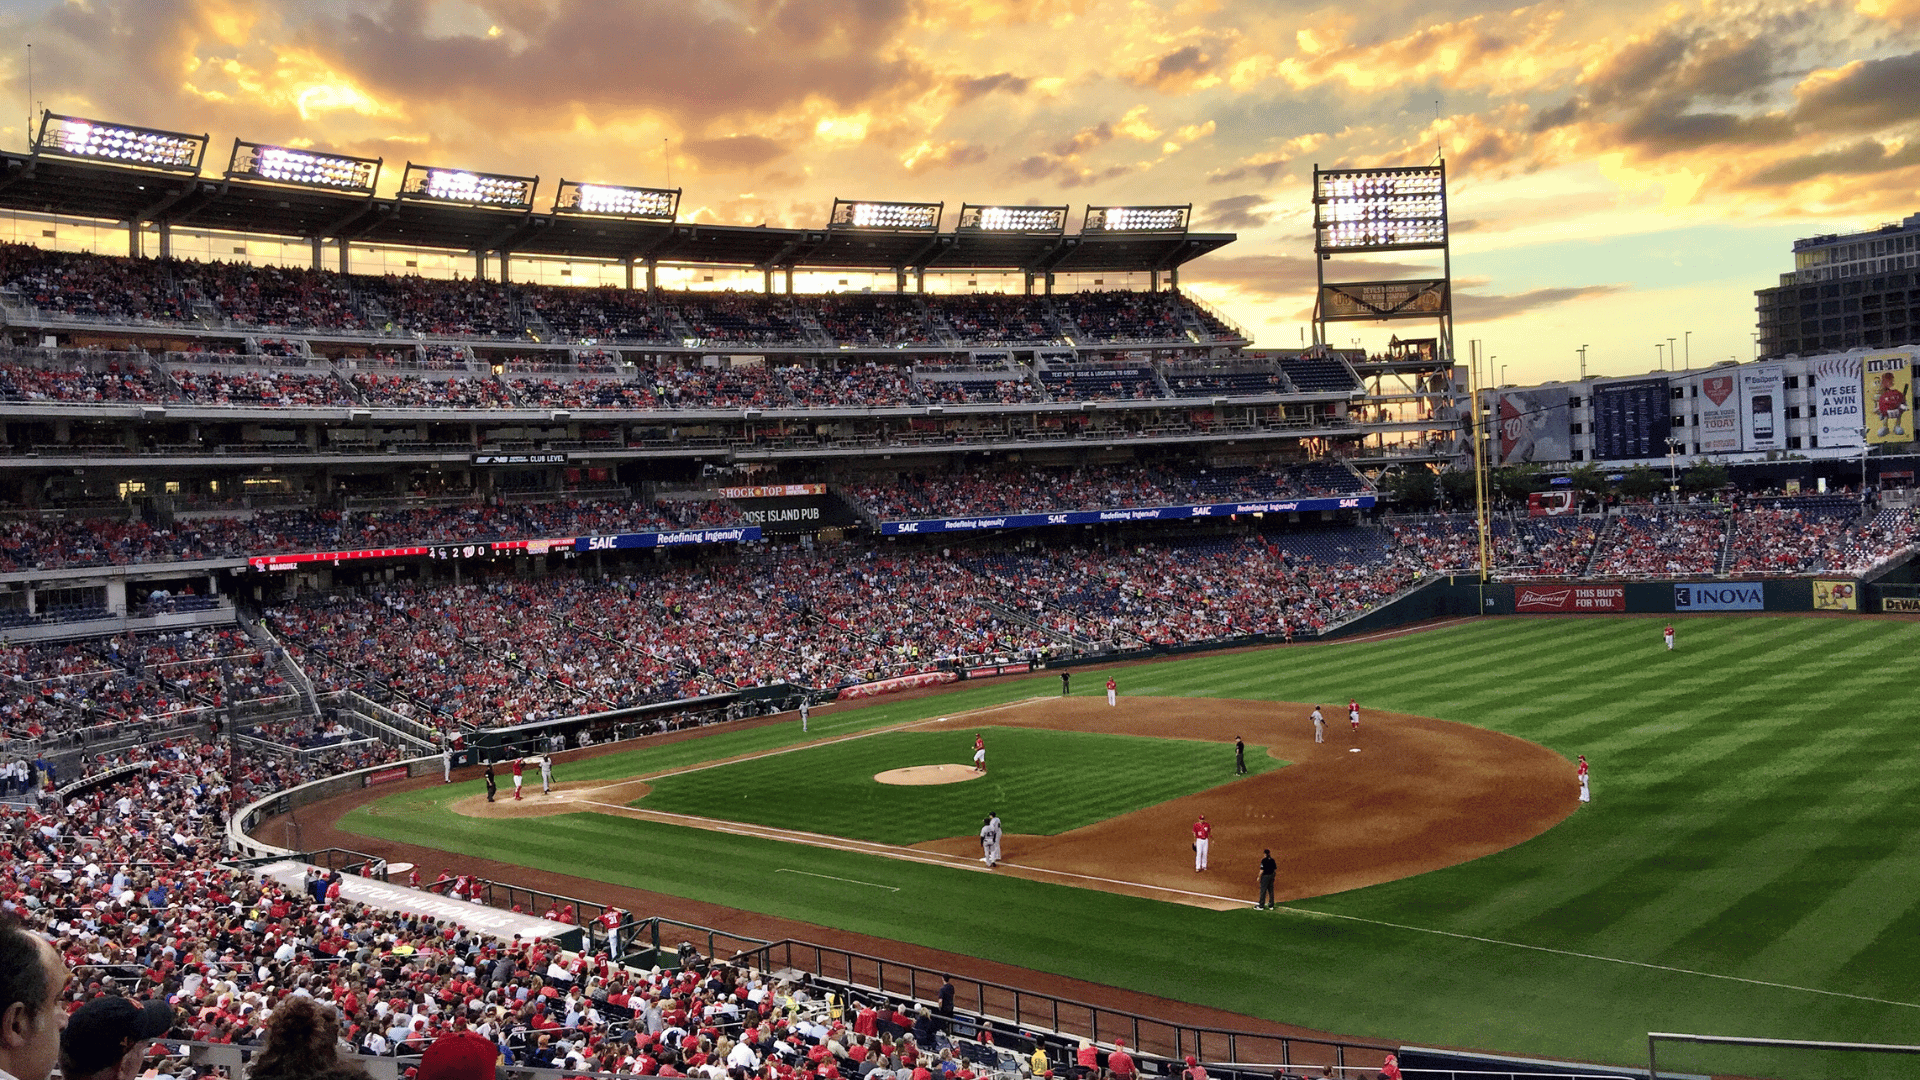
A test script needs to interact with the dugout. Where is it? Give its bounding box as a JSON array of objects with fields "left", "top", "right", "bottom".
[{"left": 467, "top": 684, "right": 807, "bottom": 761}]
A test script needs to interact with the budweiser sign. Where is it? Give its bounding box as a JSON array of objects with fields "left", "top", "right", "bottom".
[{"left": 1515, "top": 585, "right": 1625, "bottom": 612}]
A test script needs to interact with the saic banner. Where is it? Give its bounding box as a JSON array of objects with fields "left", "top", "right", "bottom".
[
  {"left": 878, "top": 495, "right": 1375, "bottom": 535},
  {"left": 574, "top": 527, "right": 761, "bottom": 551},
  {"left": 1514, "top": 585, "right": 1625, "bottom": 612},
  {"left": 1674, "top": 582, "right": 1764, "bottom": 611}
]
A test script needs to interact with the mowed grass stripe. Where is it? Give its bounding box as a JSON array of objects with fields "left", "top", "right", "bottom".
[
  {"left": 344, "top": 616, "right": 1920, "bottom": 1073},
  {"left": 632, "top": 728, "right": 1282, "bottom": 845}
]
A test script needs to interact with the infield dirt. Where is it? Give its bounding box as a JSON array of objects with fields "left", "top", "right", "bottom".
[{"left": 439, "top": 696, "right": 1576, "bottom": 909}]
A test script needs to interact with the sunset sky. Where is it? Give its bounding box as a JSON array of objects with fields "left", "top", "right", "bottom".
[{"left": 1, "top": 0, "right": 1917, "bottom": 385}]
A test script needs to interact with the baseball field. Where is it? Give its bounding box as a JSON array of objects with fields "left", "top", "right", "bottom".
[{"left": 329, "top": 615, "right": 1920, "bottom": 1079}]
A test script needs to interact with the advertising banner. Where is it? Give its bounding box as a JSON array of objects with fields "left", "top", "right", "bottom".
[
  {"left": 363, "top": 765, "right": 410, "bottom": 787},
  {"left": 1697, "top": 373, "right": 1740, "bottom": 453},
  {"left": 1812, "top": 354, "right": 1865, "bottom": 448},
  {"left": 715, "top": 484, "right": 827, "bottom": 499},
  {"left": 1674, "top": 582, "right": 1764, "bottom": 611},
  {"left": 573, "top": 527, "right": 762, "bottom": 551},
  {"left": 1884, "top": 596, "right": 1920, "bottom": 613},
  {"left": 1812, "top": 580, "right": 1858, "bottom": 611},
  {"left": 1864, "top": 350, "right": 1913, "bottom": 444},
  {"left": 1592, "top": 378, "right": 1670, "bottom": 460},
  {"left": 878, "top": 495, "right": 1374, "bottom": 536},
  {"left": 1514, "top": 585, "right": 1625, "bottom": 612},
  {"left": 1319, "top": 279, "right": 1449, "bottom": 320},
  {"left": 1495, "top": 386, "right": 1572, "bottom": 464},
  {"left": 1739, "top": 364, "right": 1786, "bottom": 453}
]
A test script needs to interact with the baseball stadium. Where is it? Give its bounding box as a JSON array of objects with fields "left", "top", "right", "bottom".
[{"left": 3, "top": 99, "right": 1920, "bottom": 1080}]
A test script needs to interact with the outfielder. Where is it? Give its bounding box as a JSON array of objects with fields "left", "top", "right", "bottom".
[
  {"left": 1310, "top": 705, "right": 1325, "bottom": 744},
  {"left": 1664, "top": 625, "right": 1675, "bottom": 651},
  {"left": 1106, "top": 677, "right": 1117, "bottom": 706},
  {"left": 511, "top": 757, "right": 524, "bottom": 800},
  {"left": 1192, "top": 814, "right": 1211, "bottom": 872},
  {"left": 539, "top": 753, "right": 553, "bottom": 795}
]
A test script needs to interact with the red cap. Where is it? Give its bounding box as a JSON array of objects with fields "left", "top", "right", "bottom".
[{"left": 418, "top": 1031, "right": 498, "bottom": 1080}]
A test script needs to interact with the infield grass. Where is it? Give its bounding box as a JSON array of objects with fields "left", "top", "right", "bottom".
[
  {"left": 345, "top": 615, "right": 1920, "bottom": 1078},
  {"left": 633, "top": 728, "right": 1283, "bottom": 844}
]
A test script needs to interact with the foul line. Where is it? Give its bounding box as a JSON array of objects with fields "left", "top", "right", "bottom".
[
  {"left": 1274, "top": 905, "right": 1920, "bottom": 1010},
  {"left": 776, "top": 868, "right": 899, "bottom": 892}
]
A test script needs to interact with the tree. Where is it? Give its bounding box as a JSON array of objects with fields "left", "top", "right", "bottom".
[
  {"left": 1439, "top": 468, "right": 1479, "bottom": 508},
  {"left": 1617, "top": 464, "right": 1666, "bottom": 500},
  {"left": 1491, "top": 464, "right": 1542, "bottom": 502},
  {"left": 1381, "top": 466, "right": 1439, "bottom": 508},
  {"left": 1566, "top": 463, "right": 1606, "bottom": 494},
  {"left": 1680, "top": 460, "right": 1728, "bottom": 494}
]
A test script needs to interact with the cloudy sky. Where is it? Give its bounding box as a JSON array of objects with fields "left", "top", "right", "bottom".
[{"left": 1, "top": 0, "right": 1917, "bottom": 384}]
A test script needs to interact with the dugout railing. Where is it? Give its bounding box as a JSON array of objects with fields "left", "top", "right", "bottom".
[{"left": 735, "top": 938, "right": 1396, "bottom": 1076}]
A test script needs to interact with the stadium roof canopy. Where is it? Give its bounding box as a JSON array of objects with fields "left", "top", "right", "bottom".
[{"left": 0, "top": 150, "right": 1233, "bottom": 275}]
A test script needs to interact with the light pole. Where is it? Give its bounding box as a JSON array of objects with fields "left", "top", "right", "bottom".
[
  {"left": 1499, "top": 361, "right": 1507, "bottom": 386},
  {"left": 1667, "top": 337, "right": 1676, "bottom": 373},
  {"left": 1577, "top": 344, "right": 1589, "bottom": 380},
  {"left": 1683, "top": 331, "right": 1692, "bottom": 371},
  {"left": 1667, "top": 438, "right": 1681, "bottom": 505},
  {"left": 1655, "top": 343, "right": 1665, "bottom": 370}
]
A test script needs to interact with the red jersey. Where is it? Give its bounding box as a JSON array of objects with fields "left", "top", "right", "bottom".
[
  {"left": 974, "top": 736, "right": 984, "bottom": 750},
  {"left": 512, "top": 759, "right": 524, "bottom": 777},
  {"left": 1577, "top": 759, "right": 1589, "bottom": 778},
  {"left": 1192, "top": 819, "right": 1211, "bottom": 840},
  {"left": 1107, "top": 678, "right": 1116, "bottom": 691},
  {"left": 1664, "top": 626, "right": 1674, "bottom": 637}
]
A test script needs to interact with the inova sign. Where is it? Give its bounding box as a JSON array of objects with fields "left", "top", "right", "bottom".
[{"left": 1674, "top": 583, "right": 1765, "bottom": 611}]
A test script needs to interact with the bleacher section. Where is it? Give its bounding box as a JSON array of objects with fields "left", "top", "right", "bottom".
[{"left": 1277, "top": 353, "right": 1361, "bottom": 393}]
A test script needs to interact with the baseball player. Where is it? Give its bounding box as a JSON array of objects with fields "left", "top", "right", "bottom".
[
  {"left": 1106, "top": 676, "right": 1117, "bottom": 706},
  {"left": 484, "top": 761, "right": 496, "bottom": 802},
  {"left": 1310, "top": 705, "right": 1325, "bottom": 744},
  {"left": 1192, "top": 814, "right": 1211, "bottom": 872},
  {"left": 1348, "top": 698, "right": 1360, "bottom": 732},
  {"left": 1664, "top": 624, "right": 1675, "bottom": 651},
  {"left": 511, "top": 757, "right": 524, "bottom": 800},
  {"left": 1874, "top": 370, "right": 1908, "bottom": 438},
  {"left": 980, "top": 811, "right": 1003, "bottom": 868},
  {"left": 540, "top": 753, "right": 553, "bottom": 795},
  {"left": 972, "top": 734, "right": 987, "bottom": 772},
  {"left": 1234, "top": 736, "right": 1247, "bottom": 775},
  {"left": 1577, "top": 755, "right": 1590, "bottom": 804},
  {"left": 1059, "top": 670, "right": 1070, "bottom": 696},
  {"left": 442, "top": 744, "right": 452, "bottom": 784},
  {"left": 800, "top": 697, "right": 810, "bottom": 732}
]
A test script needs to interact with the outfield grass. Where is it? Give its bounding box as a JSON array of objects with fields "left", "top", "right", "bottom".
[
  {"left": 633, "top": 728, "right": 1283, "bottom": 844},
  {"left": 344, "top": 616, "right": 1920, "bottom": 1078}
]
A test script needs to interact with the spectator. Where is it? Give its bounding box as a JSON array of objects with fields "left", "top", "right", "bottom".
[
  {"left": 246, "top": 996, "right": 367, "bottom": 1080},
  {"left": 58, "top": 997, "right": 174, "bottom": 1080},
  {"left": 0, "top": 911, "right": 72, "bottom": 1080}
]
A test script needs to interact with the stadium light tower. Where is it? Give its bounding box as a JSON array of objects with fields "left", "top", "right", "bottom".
[
  {"left": 33, "top": 111, "right": 207, "bottom": 173},
  {"left": 957, "top": 203, "right": 1068, "bottom": 233},
  {"left": 399, "top": 162, "right": 538, "bottom": 210},
  {"left": 554, "top": 179, "right": 679, "bottom": 221},
  {"left": 227, "top": 139, "right": 381, "bottom": 193},
  {"left": 1082, "top": 205, "right": 1190, "bottom": 233},
  {"left": 828, "top": 198, "right": 943, "bottom": 230}
]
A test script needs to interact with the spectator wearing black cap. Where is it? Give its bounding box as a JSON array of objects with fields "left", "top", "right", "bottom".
[
  {"left": 0, "top": 912, "right": 72, "bottom": 1080},
  {"left": 59, "top": 997, "right": 174, "bottom": 1080}
]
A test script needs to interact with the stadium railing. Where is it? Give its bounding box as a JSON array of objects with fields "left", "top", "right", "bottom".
[{"left": 734, "top": 938, "right": 1395, "bottom": 1075}]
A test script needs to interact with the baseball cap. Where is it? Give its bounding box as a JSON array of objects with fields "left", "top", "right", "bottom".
[
  {"left": 62, "top": 997, "right": 174, "bottom": 1074},
  {"left": 418, "top": 1030, "right": 499, "bottom": 1080}
]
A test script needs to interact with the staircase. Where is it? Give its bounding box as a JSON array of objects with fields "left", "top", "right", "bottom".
[
  {"left": 1580, "top": 514, "right": 1617, "bottom": 577},
  {"left": 1715, "top": 514, "right": 1737, "bottom": 576},
  {"left": 917, "top": 298, "right": 965, "bottom": 348}
]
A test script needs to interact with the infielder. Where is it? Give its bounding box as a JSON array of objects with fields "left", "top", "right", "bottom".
[
  {"left": 1310, "top": 705, "right": 1325, "bottom": 744},
  {"left": 1192, "top": 814, "right": 1211, "bottom": 872},
  {"left": 539, "top": 753, "right": 553, "bottom": 795},
  {"left": 1348, "top": 698, "right": 1360, "bottom": 732},
  {"left": 1664, "top": 624, "right": 1675, "bottom": 651},
  {"left": 511, "top": 757, "right": 524, "bottom": 800},
  {"left": 972, "top": 734, "right": 987, "bottom": 772},
  {"left": 800, "top": 698, "right": 810, "bottom": 732},
  {"left": 1577, "top": 755, "right": 1590, "bottom": 804},
  {"left": 1106, "top": 677, "right": 1117, "bottom": 706}
]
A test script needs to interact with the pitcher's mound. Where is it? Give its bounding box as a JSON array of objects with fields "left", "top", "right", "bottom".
[{"left": 875, "top": 763, "right": 985, "bottom": 786}]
